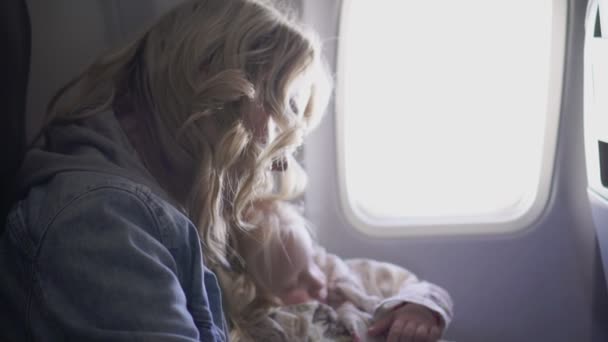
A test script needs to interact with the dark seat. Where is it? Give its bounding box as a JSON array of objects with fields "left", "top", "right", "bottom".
[{"left": 0, "top": 0, "right": 31, "bottom": 227}]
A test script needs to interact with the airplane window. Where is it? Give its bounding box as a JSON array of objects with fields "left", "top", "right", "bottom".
[{"left": 337, "top": 0, "right": 559, "bottom": 231}]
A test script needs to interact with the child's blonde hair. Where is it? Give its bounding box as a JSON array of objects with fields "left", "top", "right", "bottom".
[
  {"left": 242, "top": 199, "right": 314, "bottom": 287},
  {"left": 219, "top": 199, "right": 315, "bottom": 341},
  {"left": 40, "top": 0, "right": 331, "bottom": 267}
]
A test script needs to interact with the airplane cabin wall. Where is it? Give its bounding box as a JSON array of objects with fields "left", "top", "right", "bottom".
[{"left": 300, "top": 0, "right": 608, "bottom": 341}]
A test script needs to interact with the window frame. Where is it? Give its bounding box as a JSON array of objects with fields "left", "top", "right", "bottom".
[{"left": 335, "top": 0, "right": 568, "bottom": 237}]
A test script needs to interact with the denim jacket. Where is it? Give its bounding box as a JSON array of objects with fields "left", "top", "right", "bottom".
[{"left": 0, "top": 111, "right": 228, "bottom": 341}]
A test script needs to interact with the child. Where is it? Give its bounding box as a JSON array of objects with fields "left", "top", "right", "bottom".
[{"left": 226, "top": 200, "right": 453, "bottom": 341}]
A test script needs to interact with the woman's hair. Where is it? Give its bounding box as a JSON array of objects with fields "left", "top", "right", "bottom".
[
  {"left": 218, "top": 199, "right": 315, "bottom": 341},
  {"left": 41, "top": 0, "right": 331, "bottom": 267}
]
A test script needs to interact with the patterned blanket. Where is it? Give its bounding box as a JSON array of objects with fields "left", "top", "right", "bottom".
[
  {"left": 267, "top": 302, "right": 361, "bottom": 342},
  {"left": 265, "top": 302, "right": 452, "bottom": 342}
]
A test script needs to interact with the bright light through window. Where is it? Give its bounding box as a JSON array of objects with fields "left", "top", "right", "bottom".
[{"left": 339, "top": 0, "right": 554, "bottom": 222}]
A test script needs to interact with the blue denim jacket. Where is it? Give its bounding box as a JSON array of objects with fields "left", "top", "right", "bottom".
[{"left": 0, "top": 111, "right": 228, "bottom": 341}]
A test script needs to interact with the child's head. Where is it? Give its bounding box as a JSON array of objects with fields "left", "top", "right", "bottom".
[{"left": 240, "top": 200, "right": 327, "bottom": 305}]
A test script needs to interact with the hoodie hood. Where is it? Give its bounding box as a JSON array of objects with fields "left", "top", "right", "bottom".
[{"left": 18, "top": 110, "right": 167, "bottom": 199}]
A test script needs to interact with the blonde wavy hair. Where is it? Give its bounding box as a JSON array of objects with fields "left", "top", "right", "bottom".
[
  {"left": 41, "top": 0, "right": 331, "bottom": 267},
  {"left": 219, "top": 199, "right": 316, "bottom": 341}
]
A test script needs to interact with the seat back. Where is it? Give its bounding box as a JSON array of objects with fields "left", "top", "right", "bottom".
[{"left": 0, "top": 0, "right": 31, "bottom": 226}]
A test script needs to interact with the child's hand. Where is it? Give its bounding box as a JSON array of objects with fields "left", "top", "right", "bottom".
[{"left": 367, "top": 303, "right": 443, "bottom": 342}]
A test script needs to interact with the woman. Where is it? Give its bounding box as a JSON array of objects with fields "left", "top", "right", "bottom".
[{"left": 0, "top": 0, "right": 330, "bottom": 340}]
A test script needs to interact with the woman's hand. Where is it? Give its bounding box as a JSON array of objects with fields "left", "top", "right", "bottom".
[{"left": 367, "top": 303, "right": 443, "bottom": 342}]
